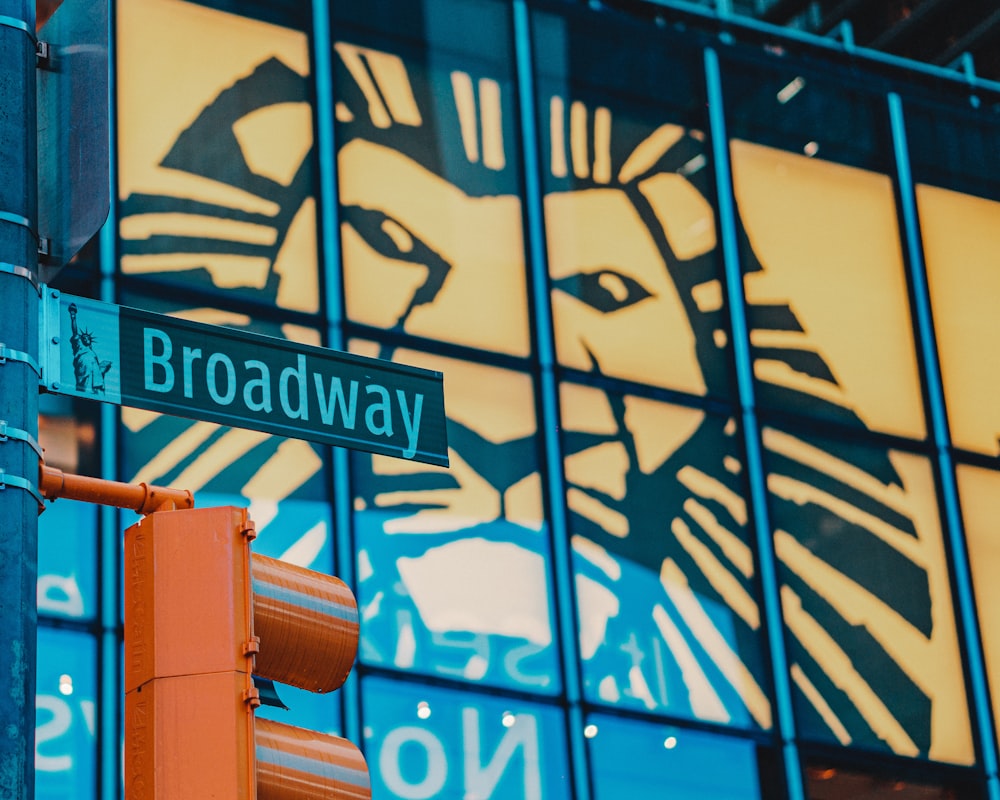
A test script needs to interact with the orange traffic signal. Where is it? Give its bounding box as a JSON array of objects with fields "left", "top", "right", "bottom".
[{"left": 123, "top": 505, "right": 370, "bottom": 799}]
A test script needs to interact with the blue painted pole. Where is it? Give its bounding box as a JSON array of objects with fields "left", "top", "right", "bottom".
[{"left": 0, "top": 4, "right": 39, "bottom": 800}]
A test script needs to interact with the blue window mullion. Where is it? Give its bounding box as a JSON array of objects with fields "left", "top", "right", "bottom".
[
  {"left": 513, "top": 2, "right": 592, "bottom": 799},
  {"left": 311, "top": 0, "right": 360, "bottom": 750},
  {"left": 101, "top": 1, "right": 122, "bottom": 793},
  {"left": 888, "top": 91, "right": 1000, "bottom": 799},
  {"left": 704, "top": 45, "right": 805, "bottom": 800}
]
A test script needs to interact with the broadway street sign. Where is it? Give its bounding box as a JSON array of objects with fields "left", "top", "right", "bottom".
[{"left": 39, "top": 290, "right": 449, "bottom": 467}]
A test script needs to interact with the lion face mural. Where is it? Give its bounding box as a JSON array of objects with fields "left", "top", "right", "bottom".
[{"left": 116, "top": 0, "right": 975, "bottom": 770}]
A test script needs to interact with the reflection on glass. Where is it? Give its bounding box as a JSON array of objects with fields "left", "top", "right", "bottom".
[
  {"left": 918, "top": 186, "right": 1000, "bottom": 456},
  {"left": 564, "top": 384, "right": 770, "bottom": 728},
  {"left": 587, "top": 713, "right": 760, "bottom": 799},
  {"left": 36, "top": 629, "right": 97, "bottom": 800},
  {"left": 805, "top": 762, "right": 973, "bottom": 799},
  {"left": 765, "top": 431, "right": 971, "bottom": 763},
  {"left": 38, "top": 500, "right": 97, "bottom": 621},
  {"left": 956, "top": 464, "right": 1000, "bottom": 750},
  {"left": 352, "top": 344, "right": 559, "bottom": 693},
  {"left": 362, "top": 676, "right": 570, "bottom": 800},
  {"left": 117, "top": 0, "right": 318, "bottom": 312},
  {"left": 722, "top": 56, "right": 925, "bottom": 441}
]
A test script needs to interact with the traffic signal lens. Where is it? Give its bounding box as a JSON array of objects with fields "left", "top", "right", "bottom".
[
  {"left": 251, "top": 554, "right": 359, "bottom": 693},
  {"left": 256, "top": 718, "right": 370, "bottom": 800}
]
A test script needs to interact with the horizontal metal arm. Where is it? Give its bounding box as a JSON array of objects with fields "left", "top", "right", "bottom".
[{"left": 39, "top": 464, "right": 194, "bottom": 514}]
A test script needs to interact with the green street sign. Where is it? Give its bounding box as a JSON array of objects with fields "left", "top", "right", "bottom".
[{"left": 39, "top": 290, "right": 449, "bottom": 467}]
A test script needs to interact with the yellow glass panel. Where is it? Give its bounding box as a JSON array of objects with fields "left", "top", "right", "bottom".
[
  {"left": 117, "top": 0, "right": 318, "bottom": 312},
  {"left": 918, "top": 186, "right": 1000, "bottom": 455},
  {"left": 732, "top": 140, "right": 925, "bottom": 440},
  {"left": 338, "top": 141, "right": 530, "bottom": 357},
  {"left": 545, "top": 111, "right": 716, "bottom": 395},
  {"left": 547, "top": 186, "right": 708, "bottom": 395},
  {"left": 335, "top": 42, "right": 531, "bottom": 357},
  {"left": 956, "top": 464, "right": 1000, "bottom": 751},
  {"left": 766, "top": 430, "right": 972, "bottom": 763}
]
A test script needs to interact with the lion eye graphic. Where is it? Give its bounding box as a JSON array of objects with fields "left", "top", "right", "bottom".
[
  {"left": 342, "top": 204, "right": 453, "bottom": 325},
  {"left": 554, "top": 269, "right": 653, "bottom": 313}
]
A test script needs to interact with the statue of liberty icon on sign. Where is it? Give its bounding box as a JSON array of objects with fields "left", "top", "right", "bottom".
[{"left": 68, "top": 303, "right": 114, "bottom": 394}]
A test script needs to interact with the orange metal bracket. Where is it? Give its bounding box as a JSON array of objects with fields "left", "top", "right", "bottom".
[{"left": 38, "top": 463, "right": 193, "bottom": 514}]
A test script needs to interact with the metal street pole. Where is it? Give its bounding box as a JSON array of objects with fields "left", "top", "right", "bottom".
[{"left": 0, "top": 2, "right": 39, "bottom": 799}]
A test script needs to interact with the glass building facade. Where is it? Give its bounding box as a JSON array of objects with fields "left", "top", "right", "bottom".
[{"left": 34, "top": 0, "right": 1000, "bottom": 798}]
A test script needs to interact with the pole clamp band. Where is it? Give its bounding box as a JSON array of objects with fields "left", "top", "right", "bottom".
[
  {"left": 0, "top": 468, "right": 45, "bottom": 509},
  {"left": 0, "top": 421, "right": 43, "bottom": 460},
  {"left": 0, "top": 210, "right": 35, "bottom": 234},
  {"left": 0, "top": 15, "right": 32, "bottom": 36},
  {"left": 0, "top": 344, "right": 41, "bottom": 377},
  {"left": 0, "top": 262, "right": 40, "bottom": 295}
]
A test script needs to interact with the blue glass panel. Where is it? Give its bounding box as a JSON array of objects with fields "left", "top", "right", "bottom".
[
  {"left": 194, "top": 491, "right": 335, "bottom": 574},
  {"left": 120, "top": 490, "right": 339, "bottom": 734},
  {"left": 121, "top": 411, "right": 328, "bottom": 505},
  {"left": 362, "top": 676, "right": 571, "bottom": 800},
  {"left": 35, "top": 628, "right": 97, "bottom": 800},
  {"left": 254, "top": 681, "right": 342, "bottom": 736},
  {"left": 764, "top": 431, "right": 972, "bottom": 764},
  {"left": 38, "top": 499, "right": 97, "bottom": 621},
  {"left": 587, "top": 713, "right": 760, "bottom": 800}
]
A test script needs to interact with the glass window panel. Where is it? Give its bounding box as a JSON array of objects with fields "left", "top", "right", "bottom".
[
  {"left": 35, "top": 628, "right": 97, "bottom": 800},
  {"left": 38, "top": 499, "right": 97, "bottom": 623},
  {"left": 117, "top": 289, "right": 324, "bottom": 345},
  {"left": 917, "top": 186, "right": 1000, "bottom": 456},
  {"left": 762, "top": 428, "right": 972, "bottom": 763},
  {"left": 352, "top": 341, "right": 560, "bottom": 693},
  {"left": 562, "top": 382, "right": 769, "bottom": 728},
  {"left": 183, "top": 491, "right": 335, "bottom": 573},
  {"left": 334, "top": 0, "right": 532, "bottom": 358},
  {"left": 38, "top": 391, "right": 101, "bottom": 478},
  {"left": 122, "top": 411, "right": 327, "bottom": 502},
  {"left": 805, "top": 761, "right": 981, "bottom": 799},
  {"left": 116, "top": 0, "right": 319, "bottom": 313},
  {"left": 723, "top": 52, "right": 926, "bottom": 441},
  {"left": 956, "top": 463, "right": 1000, "bottom": 754},
  {"left": 362, "top": 676, "right": 570, "bottom": 800},
  {"left": 906, "top": 100, "right": 1000, "bottom": 457},
  {"left": 199, "top": 491, "right": 340, "bottom": 733},
  {"left": 905, "top": 98, "right": 1000, "bottom": 205},
  {"left": 254, "top": 681, "right": 342, "bottom": 736},
  {"left": 587, "top": 713, "right": 761, "bottom": 799},
  {"left": 534, "top": 5, "right": 733, "bottom": 398}
]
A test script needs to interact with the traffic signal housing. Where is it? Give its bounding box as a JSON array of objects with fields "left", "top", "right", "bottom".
[{"left": 124, "top": 505, "right": 370, "bottom": 799}]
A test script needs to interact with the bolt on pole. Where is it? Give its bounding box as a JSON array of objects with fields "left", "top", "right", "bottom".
[{"left": 0, "top": 3, "right": 39, "bottom": 800}]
